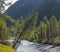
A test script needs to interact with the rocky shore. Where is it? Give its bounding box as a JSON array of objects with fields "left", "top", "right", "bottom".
[{"left": 38, "top": 45, "right": 60, "bottom": 52}]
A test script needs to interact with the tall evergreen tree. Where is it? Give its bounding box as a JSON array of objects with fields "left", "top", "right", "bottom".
[
  {"left": 38, "top": 21, "right": 47, "bottom": 43},
  {"left": 14, "top": 16, "right": 25, "bottom": 38},
  {"left": 43, "top": 16, "right": 50, "bottom": 43},
  {"left": 50, "top": 15, "right": 59, "bottom": 44},
  {"left": 58, "top": 20, "right": 60, "bottom": 36},
  {"left": 21, "top": 12, "right": 39, "bottom": 41},
  {"left": 0, "top": 17, "right": 8, "bottom": 40}
]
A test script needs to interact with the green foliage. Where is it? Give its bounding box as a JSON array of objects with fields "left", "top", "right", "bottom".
[
  {"left": 0, "top": 44, "right": 15, "bottom": 52},
  {"left": 20, "top": 12, "right": 39, "bottom": 41},
  {"left": 39, "top": 21, "right": 47, "bottom": 43},
  {"left": 49, "top": 15, "right": 59, "bottom": 44},
  {"left": 0, "top": 17, "right": 8, "bottom": 40},
  {"left": 5, "top": 15, "right": 16, "bottom": 24},
  {"left": 0, "top": 12, "right": 60, "bottom": 45},
  {"left": 14, "top": 14, "right": 60, "bottom": 44},
  {"left": 43, "top": 16, "right": 50, "bottom": 43},
  {"left": 14, "top": 16, "right": 25, "bottom": 38},
  {"left": 20, "top": 14, "right": 60, "bottom": 44}
]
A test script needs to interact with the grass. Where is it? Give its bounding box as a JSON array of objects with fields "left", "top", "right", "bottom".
[{"left": 0, "top": 44, "right": 16, "bottom": 52}]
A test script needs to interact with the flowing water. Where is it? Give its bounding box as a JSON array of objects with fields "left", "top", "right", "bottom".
[
  {"left": 7, "top": 40, "right": 55, "bottom": 52},
  {"left": 16, "top": 40, "right": 41, "bottom": 52}
]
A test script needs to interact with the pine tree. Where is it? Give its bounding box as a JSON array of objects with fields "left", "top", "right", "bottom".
[
  {"left": 55, "top": 20, "right": 60, "bottom": 44},
  {"left": 21, "top": 12, "right": 39, "bottom": 41},
  {"left": 0, "top": 17, "right": 8, "bottom": 40},
  {"left": 58, "top": 20, "right": 60, "bottom": 36},
  {"left": 43, "top": 16, "right": 50, "bottom": 43},
  {"left": 14, "top": 16, "right": 25, "bottom": 38},
  {"left": 39, "top": 21, "right": 47, "bottom": 43},
  {"left": 50, "top": 15, "right": 59, "bottom": 44}
]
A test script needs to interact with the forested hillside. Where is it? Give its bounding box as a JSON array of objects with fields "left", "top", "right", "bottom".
[
  {"left": 7, "top": 0, "right": 60, "bottom": 20},
  {"left": 0, "top": 0, "right": 60, "bottom": 52},
  {"left": 0, "top": 1, "right": 60, "bottom": 51},
  {"left": 0, "top": 12, "right": 60, "bottom": 45}
]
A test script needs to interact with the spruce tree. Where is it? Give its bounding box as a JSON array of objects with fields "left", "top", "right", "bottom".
[
  {"left": 39, "top": 21, "right": 47, "bottom": 43},
  {"left": 43, "top": 16, "right": 50, "bottom": 43},
  {"left": 50, "top": 15, "right": 59, "bottom": 44},
  {"left": 21, "top": 12, "right": 39, "bottom": 41},
  {"left": 0, "top": 17, "right": 8, "bottom": 40}
]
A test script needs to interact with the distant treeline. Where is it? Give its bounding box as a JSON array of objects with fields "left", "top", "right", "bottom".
[{"left": 0, "top": 12, "right": 60, "bottom": 45}]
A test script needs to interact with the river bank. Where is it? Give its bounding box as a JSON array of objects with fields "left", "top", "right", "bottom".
[
  {"left": 36, "top": 44, "right": 60, "bottom": 52},
  {"left": 0, "top": 44, "right": 15, "bottom": 52}
]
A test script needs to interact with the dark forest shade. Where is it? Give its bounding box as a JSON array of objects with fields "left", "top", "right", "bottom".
[{"left": 7, "top": 0, "right": 60, "bottom": 20}]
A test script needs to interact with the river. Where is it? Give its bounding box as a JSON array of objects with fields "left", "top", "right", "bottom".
[
  {"left": 16, "top": 40, "right": 41, "bottom": 52},
  {"left": 7, "top": 40, "right": 60, "bottom": 52}
]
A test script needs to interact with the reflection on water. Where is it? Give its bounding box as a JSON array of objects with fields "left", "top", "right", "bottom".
[{"left": 16, "top": 40, "right": 41, "bottom": 52}]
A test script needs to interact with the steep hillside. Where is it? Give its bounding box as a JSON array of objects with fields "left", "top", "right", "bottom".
[{"left": 7, "top": 0, "right": 60, "bottom": 19}]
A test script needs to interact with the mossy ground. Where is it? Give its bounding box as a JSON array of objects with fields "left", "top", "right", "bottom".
[{"left": 0, "top": 44, "right": 15, "bottom": 52}]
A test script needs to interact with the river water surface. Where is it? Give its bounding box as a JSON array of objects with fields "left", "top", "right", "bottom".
[
  {"left": 16, "top": 40, "right": 41, "bottom": 52},
  {"left": 7, "top": 40, "right": 54, "bottom": 52}
]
